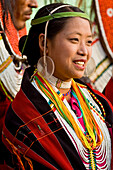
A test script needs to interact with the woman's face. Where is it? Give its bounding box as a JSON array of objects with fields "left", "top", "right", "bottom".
[{"left": 47, "top": 17, "right": 92, "bottom": 81}]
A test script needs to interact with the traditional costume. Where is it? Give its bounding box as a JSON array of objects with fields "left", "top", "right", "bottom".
[
  {"left": 0, "top": 4, "right": 27, "bottom": 168},
  {"left": 0, "top": 2, "right": 27, "bottom": 133},
  {"left": 2, "top": 6, "right": 113, "bottom": 169},
  {"left": 2, "top": 67, "right": 113, "bottom": 170}
]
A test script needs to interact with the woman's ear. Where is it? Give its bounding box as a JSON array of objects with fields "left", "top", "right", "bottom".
[
  {"left": 39, "top": 33, "right": 48, "bottom": 56},
  {"left": 39, "top": 33, "right": 45, "bottom": 52}
]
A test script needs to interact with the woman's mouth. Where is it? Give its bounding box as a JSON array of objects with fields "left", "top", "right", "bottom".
[
  {"left": 75, "top": 61, "right": 85, "bottom": 66},
  {"left": 73, "top": 60, "right": 86, "bottom": 70}
]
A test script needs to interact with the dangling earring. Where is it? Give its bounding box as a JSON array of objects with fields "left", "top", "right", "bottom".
[
  {"left": 37, "top": 55, "right": 55, "bottom": 78},
  {"left": 37, "top": 5, "right": 71, "bottom": 79},
  {"left": 84, "top": 57, "right": 96, "bottom": 77},
  {"left": 37, "top": 14, "right": 55, "bottom": 79}
]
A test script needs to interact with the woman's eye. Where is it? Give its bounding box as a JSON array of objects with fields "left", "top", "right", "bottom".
[
  {"left": 87, "top": 40, "right": 93, "bottom": 46},
  {"left": 70, "top": 38, "right": 79, "bottom": 42}
]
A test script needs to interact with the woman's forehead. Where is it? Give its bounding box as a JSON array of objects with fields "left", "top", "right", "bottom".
[{"left": 60, "top": 17, "right": 92, "bottom": 35}]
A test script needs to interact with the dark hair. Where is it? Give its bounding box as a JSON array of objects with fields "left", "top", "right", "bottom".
[
  {"left": 19, "top": 3, "right": 85, "bottom": 66},
  {"left": 0, "top": 0, "right": 16, "bottom": 29}
]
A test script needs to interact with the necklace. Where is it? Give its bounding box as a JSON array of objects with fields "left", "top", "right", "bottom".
[
  {"left": 34, "top": 72, "right": 104, "bottom": 150},
  {"left": 62, "top": 88, "right": 71, "bottom": 96},
  {"left": 47, "top": 75, "right": 72, "bottom": 89},
  {"left": 32, "top": 73, "right": 110, "bottom": 169}
]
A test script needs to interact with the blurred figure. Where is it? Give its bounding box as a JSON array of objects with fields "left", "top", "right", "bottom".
[
  {"left": 0, "top": 0, "right": 38, "bottom": 54},
  {"left": 0, "top": 0, "right": 38, "bottom": 132},
  {"left": 11, "top": 0, "right": 38, "bottom": 30},
  {"left": 0, "top": 0, "right": 38, "bottom": 168}
]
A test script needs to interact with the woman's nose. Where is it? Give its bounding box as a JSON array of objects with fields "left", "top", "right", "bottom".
[{"left": 77, "top": 43, "right": 88, "bottom": 56}]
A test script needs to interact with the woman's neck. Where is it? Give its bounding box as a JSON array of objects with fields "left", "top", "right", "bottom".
[
  {"left": 47, "top": 75, "right": 72, "bottom": 101},
  {"left": 46, "top": 75, "right": 72, "bottom": 89}
]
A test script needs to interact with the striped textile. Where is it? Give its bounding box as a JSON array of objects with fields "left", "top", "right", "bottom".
[
  {"left": 89, "top": 0, "right": 113, "bottom": 92},
  {"left": 89, "top": 37, "right": 112, "bottom": 92}
]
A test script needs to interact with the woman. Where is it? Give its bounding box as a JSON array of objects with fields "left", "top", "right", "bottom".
[{"left": 2, "top": 3, "right": 113, "bottom": 170}]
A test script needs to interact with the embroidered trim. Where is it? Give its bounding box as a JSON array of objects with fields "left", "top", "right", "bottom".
[
  {"left": 0, "top": 56, "right": 12, "bottom": 73},
  {"left": 0, "top": 80, "right": 13, "bottom": 101}
]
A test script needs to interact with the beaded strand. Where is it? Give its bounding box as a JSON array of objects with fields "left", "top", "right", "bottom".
[
  {"left": 62, "top": 88, "right": 71, "bottom": 96},
  {"left": 87, "top": 99, "right": 105, "bottom": 122},
  {"left": 87, "top": 90, "right": 106, "bottom": 118},
  {"left": 89, "top": 150, "right": 96, "bottom": 170},
  {"left": 32, "top": 73, "right": 111, "bottom": 170}
]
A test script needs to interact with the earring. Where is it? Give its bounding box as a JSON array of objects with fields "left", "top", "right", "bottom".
[
  {"left": 37, "top": 56, "right": 55, "bottom": 79},
  {"left": 84, "top": 57, "right": 96, "bottom": 77}
]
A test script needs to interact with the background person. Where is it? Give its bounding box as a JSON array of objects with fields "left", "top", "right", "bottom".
[
  {"left": 0, "top": 0, "right": 38, "bottom": 168},
  {"left": 2, "top": 3, "right": 113, "bottom": 169},
  {"left": 0, "top": 0, "right": 38, "bottom": 133}
]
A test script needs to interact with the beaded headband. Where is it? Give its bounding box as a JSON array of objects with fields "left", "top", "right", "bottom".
[{"left": 31, "top": 12, "right": 90, "bottom": 25}]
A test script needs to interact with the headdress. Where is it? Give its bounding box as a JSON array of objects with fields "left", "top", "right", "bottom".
[{"left": 31, "top": 11, "right": 90, "bottom": 25}]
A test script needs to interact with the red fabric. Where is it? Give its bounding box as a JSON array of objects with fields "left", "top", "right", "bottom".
[
  {"left": 2, "top": 126, "right": 58, "bottom": 170},
  {"left": 0, "top": 165, "right": 13, "bottom": 170},
  {"left": 0, "top": 161, "right": 13, "bottom": 170},
  {"left": 0, "top": 87, "right": 11, "bottom": 134},
  {"left": 105, "top": 78, "right": 113, "bottom": 106},
  {"left": 11, "top": 88, "right": 73, "bottom": 169},
  {"left": 104, "top": 78, "right": 113, "bottom": 170}
]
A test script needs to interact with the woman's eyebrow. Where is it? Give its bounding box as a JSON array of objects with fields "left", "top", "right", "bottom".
[{"left": 67, "top": 32, "right": 92, "bottom": 39}]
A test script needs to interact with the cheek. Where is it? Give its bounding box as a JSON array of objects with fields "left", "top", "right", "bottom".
[{"left": 48, "top": 41, "right": 74, "bottom": 65}]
